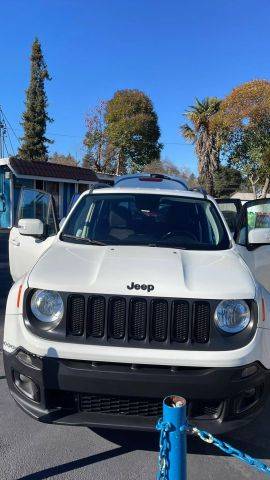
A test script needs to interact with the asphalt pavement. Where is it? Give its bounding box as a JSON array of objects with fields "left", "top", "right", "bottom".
[{"left": 0, "top": 231, "right": 270, "bottom": 479}]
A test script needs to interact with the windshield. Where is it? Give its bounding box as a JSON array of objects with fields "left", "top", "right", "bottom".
[{"left": 61, "top": 193, "right": 230, "bottom": 250}]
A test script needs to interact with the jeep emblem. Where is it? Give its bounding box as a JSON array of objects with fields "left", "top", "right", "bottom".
[{"left": 127, "top": 282, "right": 154, "bottom": 293}]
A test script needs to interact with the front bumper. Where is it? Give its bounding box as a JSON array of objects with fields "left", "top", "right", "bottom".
[{"left": 4, "top": 349, "right": 270, "bottom": 433}]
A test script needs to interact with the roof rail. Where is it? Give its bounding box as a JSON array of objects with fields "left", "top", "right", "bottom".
[
  {"left": 190, "top": 187, "right": 208, "bottom": 199},
  {"left": 90, "top": 182, "right": 112, "bottom": 192}
]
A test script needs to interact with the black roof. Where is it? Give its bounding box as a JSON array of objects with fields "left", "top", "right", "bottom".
[{"left": 9, "top": 157, "right": 98, "bottom": 183}]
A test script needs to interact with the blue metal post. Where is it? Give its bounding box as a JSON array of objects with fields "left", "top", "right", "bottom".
[{"left": 163, "top": 395, "right": 187, "bottom": 480}]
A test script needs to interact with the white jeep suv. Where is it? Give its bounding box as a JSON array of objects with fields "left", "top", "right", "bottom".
[{"left": 3, "top": 174, "right": 270, "bottom": 433}]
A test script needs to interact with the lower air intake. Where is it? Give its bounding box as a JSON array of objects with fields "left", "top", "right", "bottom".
[{"left": 79, "top": 393, "right": 163, "bottom": 417}]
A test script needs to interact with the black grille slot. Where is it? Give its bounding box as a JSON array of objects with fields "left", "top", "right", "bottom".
[
  {"left": 193, "top": 301, "right": 210, "bottom": 343},
  {"left": 190, "top": 399, "right": 223, "bottom": 419},
  {"left": 151, "top": 300, "right": 168, "bottom": 342},
  {"left": 87, "top": 296, "right": 105, "bottom": 338},
  {"left": 67, "top": 295, "right": 85, "bottom": 336},
  {"left": 79, "top": 393, "right": 163, "bottom": 417},
  {"left": 109, "top": 297, "right": 126, "bottom": 339},
  {"left": 129, "top": 298, "right": 147, "bottom": 340},
  {"left": 172, "top": 301, "right": 189, "bottom": 342}
]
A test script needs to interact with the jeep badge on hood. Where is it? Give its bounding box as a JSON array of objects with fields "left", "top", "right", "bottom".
[{"left": 127, "top": 282, "right": 154, "bottom": 292}]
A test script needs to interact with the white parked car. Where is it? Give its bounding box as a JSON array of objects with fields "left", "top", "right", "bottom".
[{"left": 3, "top": 174, "right": 270, "bottom": 433}]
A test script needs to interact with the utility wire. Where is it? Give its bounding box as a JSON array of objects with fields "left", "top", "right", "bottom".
[
  {"left": 0, "top": 108, "right": 20, "bottom": 143},
  {"left": 5, "top": 126, "right": 15, "bottom": 155},
  {"left": 48, "top": 131, "right": 193, "bottom": 146},
  {"left": 4, "top": 127, "right": 193, "bottom": 146},
  {"left": 2, "top": 136, "right": 9, "bottom": 157},
  {"left": 0, "top": 109, "right": 194, "bottom": 149}
]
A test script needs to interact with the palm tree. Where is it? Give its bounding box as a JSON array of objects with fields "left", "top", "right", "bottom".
[{"left": 180, "top": 97, "right": 222, "bottom": 195}]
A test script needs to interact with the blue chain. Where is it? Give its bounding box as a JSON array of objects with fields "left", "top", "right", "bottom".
[
  {"left": 191, "top": 426, "right": 270, "bottom": 475},
  {"left": 156, "top": 419, "right": 171, "bottom": 479},
  {"left": 156, "top": 419, "right": 270, "bottom": 477}
]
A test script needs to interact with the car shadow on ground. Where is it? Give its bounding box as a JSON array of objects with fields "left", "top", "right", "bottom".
[
  {"left": 14, "top": 409, "right": 270, "bottom": 480},
  {"left": 17, "top": 446, "right": 130, "bottom": 480}
]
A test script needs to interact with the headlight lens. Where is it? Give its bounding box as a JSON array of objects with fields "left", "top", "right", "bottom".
[
  {"left": 214, "top": 300, "right": 251, "bottom": 333},
  {"left": 31, "top": 290, "right": 64, "bottom": 325}
]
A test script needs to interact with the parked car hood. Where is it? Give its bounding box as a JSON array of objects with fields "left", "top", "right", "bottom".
[{"left": 28, "top": 240, "right": 255, "bottom": 299}]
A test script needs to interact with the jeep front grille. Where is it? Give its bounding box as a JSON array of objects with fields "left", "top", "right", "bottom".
[{"left": 66, "top": 294, "right": 211, "bottom": 347}]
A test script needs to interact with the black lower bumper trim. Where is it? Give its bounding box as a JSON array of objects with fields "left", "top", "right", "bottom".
[{"left": 4, "top": 349, "right": 270, "bottom": 433}]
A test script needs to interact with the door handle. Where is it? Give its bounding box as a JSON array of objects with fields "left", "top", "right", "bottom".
[{"left": 10, "top": 238, "right": 20, "bottom": 247}]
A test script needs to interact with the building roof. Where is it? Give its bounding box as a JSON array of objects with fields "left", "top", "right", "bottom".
[
  {"left": 231, "top": 191, "right": 270, "bottom": 200},
  {"left": 8, "top": 157, "right": 98, "bottom": 183}
]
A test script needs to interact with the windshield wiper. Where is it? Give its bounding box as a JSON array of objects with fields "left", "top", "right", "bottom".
[
  {"left": 148, "top": 243, "right": 186, "bottom": 249},
  {"left": 61, "top": 234, "right": 107, "bottom": 246}
]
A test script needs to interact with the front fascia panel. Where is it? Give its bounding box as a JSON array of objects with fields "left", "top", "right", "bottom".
[
  {"left": 4, "top": 310, "right": 270, "bottom": 369},
  {"left": 22, "top": 289, "right": 258, "bottom": 352}
]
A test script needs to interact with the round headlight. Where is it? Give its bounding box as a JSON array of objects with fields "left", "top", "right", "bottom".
[
  {"left": 31, "top": 290, "right": 64, "bottom": 325},
  {"left": 214, "top": 300, "right": 251, "bottom": 334}
]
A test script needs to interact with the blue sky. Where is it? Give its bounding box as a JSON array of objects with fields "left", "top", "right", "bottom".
[{"left": 1, "top": 0, "right": 270, "bottom": 173}]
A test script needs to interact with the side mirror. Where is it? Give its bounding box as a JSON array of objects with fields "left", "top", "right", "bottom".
[
  {"left": 248, "top": 228, "right": 270, "bottom": 245},
  {"left": 18, "top": 218, "right": 44, "bottom": 237}
]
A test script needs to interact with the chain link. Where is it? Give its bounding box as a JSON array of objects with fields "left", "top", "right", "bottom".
[
  {"left": 156, "top": 419, "right": 171, "bottom": 479},
  {"left": 190, "top": 426, "right": 270, "bottom": 475},
  {"left": 156, "top": 419, "right": 270, "bottom": 477}
]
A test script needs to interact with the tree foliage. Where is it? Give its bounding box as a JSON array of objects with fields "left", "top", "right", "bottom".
[
  {"left": 143, "top": 158, "right": 193, "bottom": 184},
  {"left": 213, "top": 166, "right": 243, "bottom": 198},
  {"left": 49, "top": 152, "right": 78, "bottom": 166},
  {"left": 83, "top": 101, "right": 115, "bottom": 172},
  {"left": 105, "top": 89, "right": 162, "bottom": 174},
  {"left": 213, "top": 80, "right": 270, "bottom": 198},
  {"left": 18, "top": 38, "right": 53, "bottom": 161},
  {"left": 213, "top": 80, "right": 270, "bottom": 130},
  {"left": 180, "top": 97, "right": 222, "bottom": 195}
]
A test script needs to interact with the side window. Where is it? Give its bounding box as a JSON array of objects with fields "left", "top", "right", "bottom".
[
  {"left": 217, "top": 200, "right": 241, "bottom": 234},
  {"left": 17, "top": 188, "right": 58, "bottom": 237}
]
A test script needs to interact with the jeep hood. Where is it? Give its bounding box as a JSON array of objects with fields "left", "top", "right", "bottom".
[{"left": 28, "top": 241, "right": 255, "bottom": 299}]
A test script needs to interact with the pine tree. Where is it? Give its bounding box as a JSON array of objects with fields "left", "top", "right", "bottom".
[{"left": 18, "top": 38, "right": 53, "bottom": 161}]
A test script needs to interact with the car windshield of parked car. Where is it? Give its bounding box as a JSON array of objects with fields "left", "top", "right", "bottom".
[{"left": 61, "top": 193, "right": 230, "bottom": 250}]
